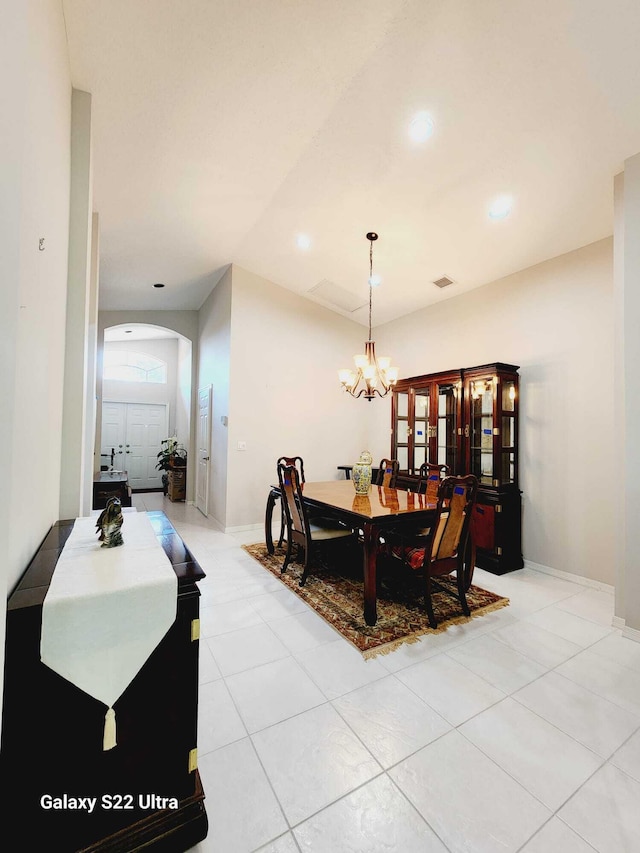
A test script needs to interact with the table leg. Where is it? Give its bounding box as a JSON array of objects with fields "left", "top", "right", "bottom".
[
  {"left": 362, "top": 522, "right": 378, "bottom": 626},
  {"left": 265, "top": 489, "right": 278, "bottom": 555}
]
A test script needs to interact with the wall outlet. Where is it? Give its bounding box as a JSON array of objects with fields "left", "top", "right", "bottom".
[{"left": 237, "top": 440, "right": 247, "bottom": 451}]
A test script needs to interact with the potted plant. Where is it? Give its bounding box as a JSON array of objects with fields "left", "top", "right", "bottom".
[{"left": 156, "top": 437, "right": 187, "bottom": 494}]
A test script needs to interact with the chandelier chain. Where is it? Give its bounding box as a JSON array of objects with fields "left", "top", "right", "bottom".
[{"left": 368, "top": 237, "right": 373, "bottom": 340}]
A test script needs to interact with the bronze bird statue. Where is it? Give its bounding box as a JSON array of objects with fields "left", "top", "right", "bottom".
[{"left": 95, "top": 497, "right": 124, "bottom": 548}]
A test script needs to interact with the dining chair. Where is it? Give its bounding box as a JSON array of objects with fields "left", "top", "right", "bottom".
[
  {"left": 375, "top": 458, "right": 399, "bottom": 488},
  {"left": 387, "top": 474, "right": 478, "bottom": 627},
  {"left": 277, "top": 462, "right": 356, "bottom": 586},
  {"left": 380, "top": 462, "right": 451, "bottom": 565},
  {"left": 417, "top": 462, "right": 450, "bottom": 500},
  {"left": 276, "top": 456, "right": 305, "bottom": 548}
]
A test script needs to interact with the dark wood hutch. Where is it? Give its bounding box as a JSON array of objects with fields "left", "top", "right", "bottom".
[{"left": 391, "top": 362, "right": 523, "bottom": 575}]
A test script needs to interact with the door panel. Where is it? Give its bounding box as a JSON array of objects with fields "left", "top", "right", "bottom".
[
  {"left": 100, "top": 403, "right": 126, "bottom": 469},
  {"left": 102, "top": 402, "right": 167, "bottom": 491},
  {"left": 196, "top": 387, "right": 212, "bottom": 516},
  {"left": 126, "top": 403, "right": 167, "bottom": 490}
]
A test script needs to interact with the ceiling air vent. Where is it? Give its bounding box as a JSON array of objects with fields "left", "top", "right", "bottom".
[
  {"left": 433, "top": 275, "right": 454, "bottom": 289},
  {"left": 307, "top": 279, "right": 367, "bottom": 313}
]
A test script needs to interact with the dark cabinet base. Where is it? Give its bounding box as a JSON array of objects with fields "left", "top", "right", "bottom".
[
  {"left": 472, "top": 487, "right": 523, "bottom": 575},
  {"left": 79, "top": 772, "right": 207, "bottom": 853}
]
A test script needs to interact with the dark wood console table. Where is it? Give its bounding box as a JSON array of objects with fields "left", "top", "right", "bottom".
[
  {"left": 93, "top": 470, "right": 132, "bottom": 510},
  {"left": 0, "top": 511, "right": 208, "bottom": 852}
]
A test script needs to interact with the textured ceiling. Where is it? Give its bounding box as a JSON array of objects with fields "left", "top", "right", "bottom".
[{"left": 62, "top": 0, "right": 640, "bottom": 326}]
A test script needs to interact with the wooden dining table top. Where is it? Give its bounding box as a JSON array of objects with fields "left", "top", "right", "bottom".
[{"left": 292, "top": 480, "right": 437, "bottom": 520}]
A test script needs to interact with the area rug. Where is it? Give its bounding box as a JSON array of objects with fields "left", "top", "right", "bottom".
[{"left": 242, "top": 543, "right": 509, "bottom": 659}]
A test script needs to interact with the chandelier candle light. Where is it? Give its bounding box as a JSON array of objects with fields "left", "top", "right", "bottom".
[{"left": 338, "top": 232, "right": 399, "bottom": 400}]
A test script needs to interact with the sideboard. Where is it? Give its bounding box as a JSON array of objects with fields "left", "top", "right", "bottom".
[{"left": 0, "top": 510, "right": 208, "bottom": 852}]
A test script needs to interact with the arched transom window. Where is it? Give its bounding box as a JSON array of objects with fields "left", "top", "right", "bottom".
[{"left": 103, "top": 350, "right": 168, "bottom": 383}]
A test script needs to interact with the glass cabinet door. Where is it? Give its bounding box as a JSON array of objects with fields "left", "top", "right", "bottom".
[
  {"left": 413, "top": 387, "right": 430, "bottom": 473},
  {"left": 464, "top": 367, "right": 519, "bottom": 487},
  {"left": 500, "top": 377, "right": 518, "bottom": 485},
  {"left": 391, "top": 372, "right": 463, "bottom": 477},
  {"left": 468, "top": 376, "right": 496, "bottom": 485},
  {"left": 435, "top": 381, "right": 460, "bottom": 472},
  {"left": 394, "top": 391, "right": 410, "bottom": 472}
]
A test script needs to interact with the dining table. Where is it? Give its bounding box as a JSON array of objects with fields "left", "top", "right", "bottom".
[{"left": 264, "top": 479, "right": 443, "bottom": 626}]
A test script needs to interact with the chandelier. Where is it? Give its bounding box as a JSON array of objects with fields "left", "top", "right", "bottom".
[{"left": 338, "top": 232, "right": 399, "bottom": 401}]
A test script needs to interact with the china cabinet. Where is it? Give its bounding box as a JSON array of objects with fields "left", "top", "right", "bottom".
[{"left": 391, "top": 362, "right": 522, "bottom": 574}]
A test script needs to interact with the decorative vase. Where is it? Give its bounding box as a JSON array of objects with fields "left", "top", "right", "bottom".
[{"left": 352, "top": 451, "right": 373, "bottom": 495}]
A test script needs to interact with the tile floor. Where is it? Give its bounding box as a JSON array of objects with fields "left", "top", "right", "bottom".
[{"left": 133, "top": 492, "right": 640, "bottom": 853}]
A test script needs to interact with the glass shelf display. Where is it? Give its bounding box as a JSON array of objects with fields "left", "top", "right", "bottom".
[
  {"left": 463, "top": 365, "right": 519, "bottom": 489},
  {"left": 391, "top": 371, "right": 462, "bottom": 477},
  {"left": 390, "top": 363, "right": 521, "bottom": 575}
]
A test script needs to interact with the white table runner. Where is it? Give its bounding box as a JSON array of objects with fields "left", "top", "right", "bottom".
[{"left": 40, "top": 512, "right": 177, "bottom": 750}]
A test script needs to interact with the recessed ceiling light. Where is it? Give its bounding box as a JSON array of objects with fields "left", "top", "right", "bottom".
[
  {"left": 296, "top": 233, "right": 311, "bottom": 250},
  {"left": 409, "top": 111, "right": 435, "bottom": 143},
  {"left": 153, "top": 282, "right": 165, "bottom": 288},
  {"left": 488, "top": 195, "right": 513, "bottom": 220},
  {"left": 368, "top": 274, "right": 382, "bottom": 287}
]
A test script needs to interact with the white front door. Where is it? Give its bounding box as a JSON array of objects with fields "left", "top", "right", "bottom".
[
  {"left": 101, "top": 402, "right": 126, "bottom": 469},
  {"left": 196, "top": 386, "right": 212, "bottom": 516},
  {"left": 101, "top": 402, "right": 168, "bottom": 491}
]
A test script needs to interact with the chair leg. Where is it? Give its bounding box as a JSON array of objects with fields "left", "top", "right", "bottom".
[
  {"left": 457, "top": 559, "right": 471, "bottom": 617},
  {"left": 281, "top": 538, "right": 293, "bottom": 574},
  {"left": 277, "top": 503, "right": 286, "bottom": 548},
  {"left": 299, "top": 547, "right": 311, "bottom": 586},
  {"left": 424, "top": 572, "right": 437, "bottom": 629}
]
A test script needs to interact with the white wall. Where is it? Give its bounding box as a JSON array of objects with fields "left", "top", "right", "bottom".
[
  {"left": 197, "top": 268, "right": 232, "bottom": 526},
  {"left": 374, "top": 238, "right": 615, "bottom": 584},
  {"left": 5, "top": 1, "right": 71, "bottom": 592},
  {"left": 1, "top": 0, "right": 72, "bottom": 733},
  {"left": 176, "top": 336, "right": 192, "bottom": 449},
  {"left": 616, "top": 153, "right": 640, "bottom": 635},
  {"left": 59, "top": 89, "right": 94, "bottom": 519},
  {"left": 83, "top": 213, "right": 100, "bottom": 514},
  {"left": 224, "top": 265, "right": 370, "bottom": 530}
]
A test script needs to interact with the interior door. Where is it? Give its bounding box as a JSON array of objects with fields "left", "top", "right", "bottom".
[
  {"left": 196, "top": 386, "right": 212, "bottom": 516},
  {"left": 126, "top": 403, "right": 167, "bottom": 490},
  {"left": 100, "top": 402, "right": 126, "bottom": 469}
]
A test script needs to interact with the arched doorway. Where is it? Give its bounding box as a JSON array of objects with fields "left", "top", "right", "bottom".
[{"left": 95, "top": 322, "right": 193, "bottom": 502}]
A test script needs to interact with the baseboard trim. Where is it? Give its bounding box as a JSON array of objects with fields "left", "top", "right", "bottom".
[
  {"left": 622, "top": 625, "right": 640, "bottom": 644},
  {"left": 224, "top": 522, "right": 263, "bottom": 534},
  {"left": 612, "top": 616, "right": 626, "bottom": 630},
  {"left": 524, "top": 559, "right": 614, "bottom": 594}
]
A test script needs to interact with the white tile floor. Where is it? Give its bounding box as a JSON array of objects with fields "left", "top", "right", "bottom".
[{"left": 133, "top": 493, "right": 640, "bottom": 853}]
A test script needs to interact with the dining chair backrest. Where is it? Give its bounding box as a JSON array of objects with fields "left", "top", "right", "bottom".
[
  {"left": 417, "top": 462, "right": 450, "bottom": 501},
  {"left": 277, "top": 456, "right": 305, "bottom": 484},
  {"left": 376, "top": 458, "right": 399, "bottom": 488},
  {"left": 426, "top": 475, "right": 478, "bottom": 572},
  {"left": 277, "top": 462, "right": 307, "bottom": 539}
]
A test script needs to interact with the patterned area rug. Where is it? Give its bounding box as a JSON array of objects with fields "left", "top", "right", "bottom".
[{"left": 242, "top": 543, "right": 509, "bottom": 659}]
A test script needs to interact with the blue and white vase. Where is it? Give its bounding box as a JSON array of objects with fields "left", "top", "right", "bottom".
[{"left": 352, "top": 451, "right": 373, "bottom": 495}]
